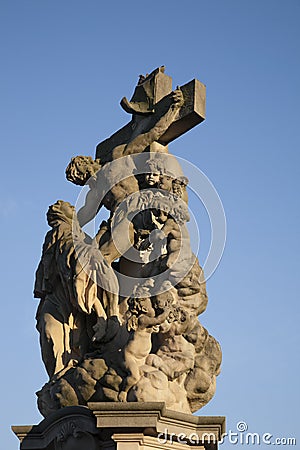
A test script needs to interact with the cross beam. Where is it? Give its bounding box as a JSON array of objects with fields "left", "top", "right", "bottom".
[{"left": 95, "top": 67, "right": 206, "bottom": 163}]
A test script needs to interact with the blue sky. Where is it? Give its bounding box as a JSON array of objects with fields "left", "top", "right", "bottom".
[{"left": 1, "top": 1, "right": 299, "bottom": 448}]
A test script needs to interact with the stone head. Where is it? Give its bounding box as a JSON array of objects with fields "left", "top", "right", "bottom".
[
  {"left": 46, "top": 200, "right": 75, "bottom": 228},
  {"left": 65, "top": 156, "right": 101, "bottom": 186}
]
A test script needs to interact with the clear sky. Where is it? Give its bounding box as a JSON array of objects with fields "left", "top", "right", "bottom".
[{"left": 1, "top": 1, "right": 299, "bottom": 449}]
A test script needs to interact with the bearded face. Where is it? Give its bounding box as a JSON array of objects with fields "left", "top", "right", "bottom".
[{"left": 66, "top": 156, "right": 100, "bottom": 186}]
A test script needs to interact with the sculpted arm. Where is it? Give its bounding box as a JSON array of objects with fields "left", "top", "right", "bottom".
[
  {"left": 113, "top": 89, "right": 184, "bottom": 158},
  {"left": 77, "top": 188, "right": 101, "bottom": 227}
]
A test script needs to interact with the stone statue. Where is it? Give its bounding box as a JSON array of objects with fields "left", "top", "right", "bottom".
[
  {"left": 34, "top": 201, "right": 88, "bottom": 378},
  {"left": 34, "top": 67, "right": 222, "bottom": 418},
  {"left": 34, "top": 200, "right": 121, "bottom": 378}
]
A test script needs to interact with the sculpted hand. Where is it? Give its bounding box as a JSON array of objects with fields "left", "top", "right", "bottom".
[{"left": 171, "top": 87, "right": 184, "bottom": 108}]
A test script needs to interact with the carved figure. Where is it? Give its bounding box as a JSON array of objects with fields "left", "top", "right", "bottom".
[
  {"left": 140, "top": 201, "right": 192, "bottom": 278},
  {"left": 172, "top": 176, "right": 189, "bottom": 203},
  {"left": 139, "top": 154, "right": 189, "bottom": 204},
  {"left": 147, "top": 307, "right": 195, "bottom": 382},
  {"left": 119, "top": 289, "right": 170, "bottom": 401},
  {"left": 34, "top": 201, "right": 120, "bottom": 378},
  {"left": 34, "top": 68, "right": 222, "bottom": 417},
  {"left": 34, "top": 201, "right": 88, "bottom": 377}
]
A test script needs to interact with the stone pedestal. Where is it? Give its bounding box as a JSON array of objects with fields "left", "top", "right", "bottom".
[{"left": 12, "top": 403, "right": 225, "bottom": 450}]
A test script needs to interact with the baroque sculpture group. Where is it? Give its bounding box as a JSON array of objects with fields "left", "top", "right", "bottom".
[{"left": 34, "top": 67, "right": 222, "bottom": 417}]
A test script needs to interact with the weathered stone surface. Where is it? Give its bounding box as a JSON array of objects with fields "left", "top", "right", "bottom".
[
  {"left": 13, "top": 403, "right": 225, "bottom": 449},
  {"left": 33, "top": 67, "right": 222, "bottom": 419},
  {"left": 12, "top": 406, "right": 99, "bottom": 450}
]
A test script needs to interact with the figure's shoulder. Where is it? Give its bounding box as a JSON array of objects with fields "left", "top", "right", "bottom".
[{"left": 112, "top": 144, "right": 126, "bottom": 160}]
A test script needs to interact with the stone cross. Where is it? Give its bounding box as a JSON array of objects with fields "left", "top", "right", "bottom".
[{"left": 95, "top": 66, "right": 206, "bottom": 163}]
